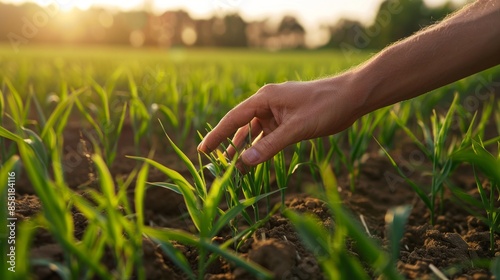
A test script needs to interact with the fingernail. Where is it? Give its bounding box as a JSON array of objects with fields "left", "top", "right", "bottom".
[
  {"left": 197, "top": 141, "right": 204, "bottom": 152},
  {"left": 242, "top": 148, "right": 260, "bottom": 165}
]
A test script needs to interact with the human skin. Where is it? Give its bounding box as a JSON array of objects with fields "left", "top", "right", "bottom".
[{"left": 197, "top": 0, "right": 500, "bottom": 171}]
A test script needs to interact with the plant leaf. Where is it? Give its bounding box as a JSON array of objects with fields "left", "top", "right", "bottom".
[{"left": 128, "top": 156, "right": 202, "bottom": 232}]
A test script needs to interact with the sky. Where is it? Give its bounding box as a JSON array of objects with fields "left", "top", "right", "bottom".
[{"left": 1, "top": 0, "right": 468, "bottom": 46}]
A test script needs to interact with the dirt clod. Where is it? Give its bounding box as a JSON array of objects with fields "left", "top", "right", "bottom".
[{"left": 247, "top": 238, "right": 296, "bottom": 278}]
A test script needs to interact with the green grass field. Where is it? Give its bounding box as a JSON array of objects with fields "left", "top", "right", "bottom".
[{"left": 1, "top": 45, "right": 500, "bottom": 279}]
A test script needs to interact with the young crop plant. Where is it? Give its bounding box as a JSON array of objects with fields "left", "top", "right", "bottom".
[
  {"left": 127, "top": 71, "right": 152, "bottom": 153},
  {"left": 2, "top": 117, "right": 270, "bottom": 279},
  {"left": 199, "top": 123, "right": 296, "bottom": 220},
  {"left": 0, "top": 86, "right": 13, "bottom": 164},
  {"left": 0, "top": 156, "right": 20, "bottom": 280},
  {"left": 0, "top": 129, "right": 116, "bottom": 279},
  {"left": 304, "top": 136, "right": 340, "bottom": 182},
  {"left": 75, "top": 78, "right": 127, "bottom": 166},
  {"left": 274, "top": 145, "right": 302, "bottom": 209},
  {"left": 2, "top": 82, "right": 86, "bottom": 181},
  {"left": 376, "top": 103, "right": 412, "bottom": 150},
  {"left": 1, "top": 84, "right": 155, "bottom": 279},
  {"left": 452, "top": 140, "right": 500, "bottom": 255},
  {"left": 2, "top": 78, "right": 32, "bottom": 131},
  {"left": 327, "top": 110, "right": 385, "bottom": 191},
  {"left": 382, "top": 93, "right": 500, "bottom": 224},
  {"left": 198, "top": 140, "right": 283, "bottom": 251},
  {"left": 132, "top": 68, "right": 181, "bottom": 147},
  {"left": 130, "top": 122, "right": 275, "bottom": 279},
  {"left": 385, "top": 205, "right": 412, "bottom": 266},
  {"left": 285, "top": 162, "right": 404, "bottom": 280}
]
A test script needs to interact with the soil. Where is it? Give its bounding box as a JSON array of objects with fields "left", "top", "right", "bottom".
[{"left": 10, "top": 121, "right": 499, "bottom": 280}]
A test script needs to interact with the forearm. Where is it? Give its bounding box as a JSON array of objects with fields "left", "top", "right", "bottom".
[{"left": 351, "top": 0, "right": 500, "bottom": 115}]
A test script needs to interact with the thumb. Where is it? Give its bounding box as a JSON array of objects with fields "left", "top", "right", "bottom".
[{"left": 240, "top": 125, "right": 294, "bottom": 166}]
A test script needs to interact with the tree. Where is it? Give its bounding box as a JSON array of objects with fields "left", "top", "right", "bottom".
[
  {"left": 277, "top": 15, "right": 306, "bottom": 49},
  {"left": 215, "top": 14, "right": 248, "bottom": 47}
]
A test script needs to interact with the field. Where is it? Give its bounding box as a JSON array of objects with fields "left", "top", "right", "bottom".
[{"left": 1, "top": 45, "right": 500, "bottom": 280}]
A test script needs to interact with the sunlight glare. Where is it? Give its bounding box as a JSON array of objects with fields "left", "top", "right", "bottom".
[{"left": 29, "top": 0, "right": 91, "bottom": 11}]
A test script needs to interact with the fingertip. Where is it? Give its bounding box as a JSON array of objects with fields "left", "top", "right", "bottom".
[
  {"left": 196, "top": 142, "right": 205, "bottom": 153},
  {"left": 241, "top": 125, "right": 292, "bottom": 166},
  {"left": 197, "top": 139, "right": 211, "bottom": 154},
  {"left": 198, "top": 130, "right": 216, "bottom": 153}
]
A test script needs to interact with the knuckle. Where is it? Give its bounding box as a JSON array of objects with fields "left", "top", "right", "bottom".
[{"left": 256, "top": 137, "right": 278, "bottom": 157}]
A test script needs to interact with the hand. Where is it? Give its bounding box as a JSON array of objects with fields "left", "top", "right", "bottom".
[{"left": 197, "top": 73, "right": 364, "bottom": 171}]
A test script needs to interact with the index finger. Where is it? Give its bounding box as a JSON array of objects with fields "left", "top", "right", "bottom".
[{"left": 197, "top": 97, "right": 264, "bottom": 154}]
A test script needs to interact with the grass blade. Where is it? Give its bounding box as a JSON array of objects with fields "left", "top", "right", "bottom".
[
  {"left": 155, "top": 239, "right": 195, "bottom": 280},
  {"left": 385, "top": 205, "right": 412, "bottom": 265},
  {"left": 147, "top": 182, "right": 182, "bottom": 195},
  {"left": 41, "top": 87, "right": 86, "bottom": 140},
  {"left": 452, "top": 140, "right": 500, "bottom": 183},
  {"left": 127, "top": 156, "right": 202, "bottom": 231},
  {"left": 491, "top": 257, "right": 500, "bottom": 278},
  {"left": 377, "top": 139, "right": 432, "bottom": 210},
  {"left": 159, "top": 121, "right": 206, "bottom": 198},
  {"left": 144, "top": 227, "right": 273, "bottom": 279}
]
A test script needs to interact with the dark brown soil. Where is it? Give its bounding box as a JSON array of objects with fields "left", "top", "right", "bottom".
[{"left": 11, "top": 122, "right": 499, "bottom": 280}]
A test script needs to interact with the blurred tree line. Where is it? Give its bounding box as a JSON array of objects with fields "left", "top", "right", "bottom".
[
  {"left": 0, "top": 0, "right": 458, "bottom": 51},
  {"left": 324, "top": 0, "right": 457, "bottom": 51}
]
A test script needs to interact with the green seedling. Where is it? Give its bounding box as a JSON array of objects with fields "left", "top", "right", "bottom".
[
  {"left": 285, "top": 162, "right": 403, "bottom": 280},
  {"left": 274, "top": 145, "right": 302, "bottom": 208},
  {"left": 3, "top": 78, "right": 31, "bottom": 130},
  {"left": 384, "top": 93, "right": 499, "bottom": 224},
  {"left": 76, "top": 79, "right": 127, "bottom": 166},
  {"left": 385, "top": 205, "right": 412, "bottom": 266},
  {"left": 377, "top": 103, "right": 411, "bottom": 150},
  {"left": 327, "top": 110, "right": 385, "bottom": 191},
  {"left": 452, "top": 140, "right": 500, "bottom": 254},
  {"left": 0, "top": 156, "right": 20, "bottom": 280},
  {"left": 2, "top": 131, "right": 112, "bottom": 279},
  {"left": 128, "top": 71, "right": 152, "bottom": 153},
  {"left": 130, "top": 122, "right": 276, "bottom": 279},
  {"left": 200, "top": 124, "right": 291, "bottom": 222}
]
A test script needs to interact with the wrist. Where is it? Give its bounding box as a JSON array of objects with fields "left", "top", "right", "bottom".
[
  {"left": 322, "top": 69, "right": 373, "bottom": 120},
  {"left": 349, "top": 50, "right": 404, "bottom": 116},
  {"left": 311, "top": 71, "right": 371, "bottom": 133},
  {"left": 351, "top": 62, "right": 381, "bottom": 117}
]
